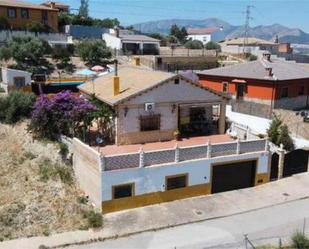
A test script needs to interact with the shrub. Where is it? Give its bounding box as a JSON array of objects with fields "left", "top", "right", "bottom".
[
  {"left": 59, "top": 142, "right": 69, "bottom": 157},
  {"left": 0, "top": 91, "right": 35, "bottom": 124},
  {"left": 55, "top": 164, "right": 73, "bottom": 184},
  {"left": 0, "top": 86, "right": 5, "bottom": 93},
  {"left": 291, "top": 232, "right": 309, "bottom": 249},
  {"left": 38, "top": 158, "right": 73, "bottom": 184},
  {"left": 277, "top": 124, "right": 295, "bottom": 151},
  {"left": 245, "top": 53, "right": 258, "bottom": 61},
  {"left": 184, "top": 40, "right": 204, "bottom": 49},
  {"left": 29, "top": 91, "right": 97, "bottom": 140},
  {"left": 205, "top": 41, "right": 221, "bottom": 51},
  {"left": 267, "top": 113, "right": 282, "bottom": 145},
  {"left": 24, "top": 151, "right": 36, "bottom": 160},
  {"left": 267, "top": 113, "right": 294, "bottom": 151},
  {"left": 85, "top": 210, "right": 103, "bottom": 228},
  {"left": 38, "top": 159, "right": 55, "bottom": 182},
  {"left": 76, "top": 39, "right": 112, "bottom": 66}
]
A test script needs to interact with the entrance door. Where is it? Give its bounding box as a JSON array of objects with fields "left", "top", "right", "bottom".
[
  {"left": 211, "top": 160, "right": 256, "bottom": 194},
  {"left": 236, "top": 84, "right": 246, "bottom": 100}
]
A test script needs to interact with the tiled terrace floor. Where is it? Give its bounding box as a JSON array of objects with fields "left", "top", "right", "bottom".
[{"left": 98, "top": 134, "right": 234, "bottom": 156}]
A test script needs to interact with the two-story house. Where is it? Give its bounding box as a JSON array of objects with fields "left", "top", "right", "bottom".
[
  {"left": 74, "top": 66, "right": 271, "bottom": 213},
  {"left": 0, "top": 0, "right": 59, "bottom": 31}
]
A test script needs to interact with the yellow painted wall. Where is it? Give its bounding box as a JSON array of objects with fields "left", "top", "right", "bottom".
[
  {"left": 102, "top": 183, "right": 211, "bottom": 213},
  {"left": 0, "top": 6, "right": 58, "bottom": 31}
]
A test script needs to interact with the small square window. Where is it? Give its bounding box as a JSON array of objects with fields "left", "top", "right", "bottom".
[
  {"left": 140, "top": 114, "right": 160, "bottom": 131},
  {"left": 21, "top": 9, "right": 29, "bottom": 19},
  {"left": 113, "top": 183, "right": 134, "bottom": 199},
  {"left": 174, "top": 78, "right": 179, "bottom": 84},
  {"left": 280, "top": 87, "right": 288, "bottom": 98},
  {"left": 7, "top": 8, "right": 16, "bottom": 18},
  {"left": 166, "top": 174, "right": 188, "bottom": 190},
  {"left": 298, "top": 86, "right": 305, "bottom": 96}
]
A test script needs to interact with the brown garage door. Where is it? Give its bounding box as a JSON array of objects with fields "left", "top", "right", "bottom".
[{"left": 211, "top": 160, "right": 256, "bottom": 194}]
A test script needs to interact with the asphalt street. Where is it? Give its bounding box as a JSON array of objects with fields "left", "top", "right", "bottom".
[{"left": 67, "top": 197, "right": 309, "bottom": 249}]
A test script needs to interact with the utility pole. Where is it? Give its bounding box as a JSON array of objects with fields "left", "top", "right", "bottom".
[{"left": 243, "top": 5, "right": 254, "bottom": 55}]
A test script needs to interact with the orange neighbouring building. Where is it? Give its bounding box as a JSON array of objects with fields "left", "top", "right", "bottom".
[
  {"left": 198, "top": 53, "right": 309, "bottom": 118},
  {"left": 0, "top": 0, "right": 59, "bottom": 32}
]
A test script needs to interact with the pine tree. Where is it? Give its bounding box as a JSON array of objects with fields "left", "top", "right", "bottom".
[{"left": 277, "top": 124, "right": 295, "bottom": 151}]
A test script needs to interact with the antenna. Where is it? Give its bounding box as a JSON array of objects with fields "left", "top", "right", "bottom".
[{"left": 243, "top": 5, "right": 254, "bottom": 55}]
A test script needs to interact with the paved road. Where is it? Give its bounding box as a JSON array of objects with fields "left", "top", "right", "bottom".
[{"left": 68, "top": 198, "right": 309, "bottom": 249}]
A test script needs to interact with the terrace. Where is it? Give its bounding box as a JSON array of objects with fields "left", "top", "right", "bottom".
[{"left": 98, "top": 134, "right": 268, "bottom": 171}]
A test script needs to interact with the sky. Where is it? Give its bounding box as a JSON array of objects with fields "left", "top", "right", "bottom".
[{"left": 34, "top": 0, "right": 309, "bottom": 32}]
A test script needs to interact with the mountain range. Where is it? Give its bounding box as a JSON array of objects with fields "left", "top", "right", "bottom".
[{"left": 133, "top": 18, "right": 309, "bottom": 44}]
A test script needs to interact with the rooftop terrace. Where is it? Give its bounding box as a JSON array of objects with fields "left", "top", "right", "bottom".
[{"left": 98, "top": 135, "right": 268, "bottom": 171}]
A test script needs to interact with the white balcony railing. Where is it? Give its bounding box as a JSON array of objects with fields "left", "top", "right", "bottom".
[{"left": 101, "top": 139, "right": 269, "bottom": 171}]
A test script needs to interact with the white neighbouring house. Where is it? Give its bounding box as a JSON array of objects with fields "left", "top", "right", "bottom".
[
  {"left": 73, "top": 66, "right": 271, "bottom": 213},
  {"left": 103, "top": 30, "right": 160, "bottom": 55},
  {"left": 187, "top": 28, "right": 215, "bottom": 45},
  {"left": 0, "top": 67, "right": 32, "bottom": 93}
]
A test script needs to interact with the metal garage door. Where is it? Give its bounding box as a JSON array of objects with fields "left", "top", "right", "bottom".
[{"left": 211, "top": 160, "right": 256, "bottom": 194}]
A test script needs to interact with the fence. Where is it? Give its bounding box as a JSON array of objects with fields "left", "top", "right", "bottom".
[
  {"left": 102, "top": 139, "right": 268, "bottom": 171},
  {"left": 0, "top": 30, "right": 70, "bottom": 44},
  {"left": 159, "top": 47, "right": 217, "bottom": 57}
]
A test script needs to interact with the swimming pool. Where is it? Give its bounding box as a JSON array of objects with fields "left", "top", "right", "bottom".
[{"left": 49, "top": 81, "right": 85, "bottom": 87}]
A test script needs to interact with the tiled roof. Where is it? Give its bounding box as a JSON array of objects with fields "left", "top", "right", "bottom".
[
  {"left": 187, "top": 28, "right": 216, "bottom": 35},
  {"left": 79, "top": 66, "right": 228, "bottom": 106},
  {"left": 0, "top": 0, "right": 58, "bottom": 10},
  {"left": 198, "top": 58, "right": 309, "bottom": 81},
  {"left": 79, "top": 67, "right": 175, "bottom": 105},
  {"left": 220, "top": 37, "right": 276, "bottom": 46}
]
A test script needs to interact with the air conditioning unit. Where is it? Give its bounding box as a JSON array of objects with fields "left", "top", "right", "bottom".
[{"left": 145, "top": 102, "right": 155, "bottom": 112}]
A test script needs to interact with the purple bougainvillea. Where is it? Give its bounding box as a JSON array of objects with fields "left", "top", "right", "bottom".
[{"left": 30, "top": 91, "right": 97, "bottom": 140}]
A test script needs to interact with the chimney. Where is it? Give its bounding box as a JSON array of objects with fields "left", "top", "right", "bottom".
[
  {"left": 113, "top": 60, "right": 119, "bottom": 96},
  {"left": 50, "top": 1, "right": 56, "bottom": 9},
  {"left": 263, "top": 52, "right": 271, "bottom": 62},
  {"left": 266, "top": 67, "right": 273, "bottom": 77},
  {"left": 134, "top": 56, "right": 140, "bottom": 66}
]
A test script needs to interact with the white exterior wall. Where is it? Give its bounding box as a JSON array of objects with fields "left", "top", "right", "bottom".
[
  {"left": 187, "top": 34, "right": 212, "bottom": 45},
  {"left": 118, "top": 104, "right": 177, "bottom": 134},
  {"left": 1, "top": 68, "right": 32, "bottom": 91},
  {"left": 101, "top": 151, "right": 269, "bottom": 201},
  {"left": 103, "top": 33, "right": 122, "bottom": 50},
  {"left": 117, "top": 78, "right": 222, "bottom": 135}
]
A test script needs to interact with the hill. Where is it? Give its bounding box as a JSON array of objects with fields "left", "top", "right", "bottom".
[{"left": 133, "top": 18, "right": 309, "bottom": 44}]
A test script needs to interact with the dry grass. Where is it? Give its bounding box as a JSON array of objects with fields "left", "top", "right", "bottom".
[{"left": 0, "top": 121, "right": 92, "bottom": 241}]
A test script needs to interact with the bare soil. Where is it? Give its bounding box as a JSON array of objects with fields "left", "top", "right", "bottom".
[{"left": 0, "top": 121, "right": 91, "bottom": 241}]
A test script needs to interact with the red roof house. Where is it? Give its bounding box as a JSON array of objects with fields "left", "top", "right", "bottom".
[{"left": 198, "top": 53, "right": 309, "bottom": 118}]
